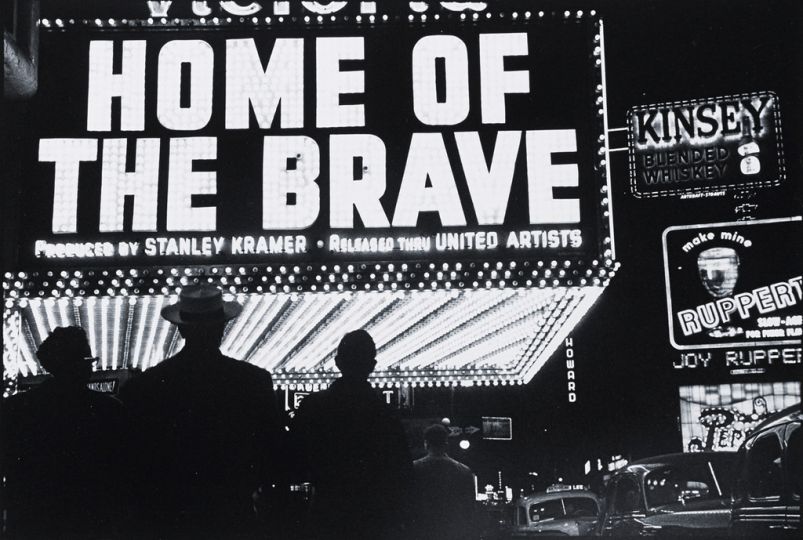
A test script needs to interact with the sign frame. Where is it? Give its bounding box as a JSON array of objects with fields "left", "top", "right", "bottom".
[{"left": 662, "top": 216, "right": 802, "bottom": 351}]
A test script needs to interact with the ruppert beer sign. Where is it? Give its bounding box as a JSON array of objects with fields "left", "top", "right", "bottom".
[
  {"left": 663, "top": 217, "right": 802, "bottom": 350},
  {"left": 628, "top": 91, "right": 785, "bottom": 198},
  {"left": 18, "top": 12, "right": 612, "bottom": 280}
]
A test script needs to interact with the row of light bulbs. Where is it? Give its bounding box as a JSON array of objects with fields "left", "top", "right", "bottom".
[
  {"left": 40, "top": 9, "right": 599, "bottom": 29},
  {"left": 6, "top": 287, "right": 596, "bottom": 386}
]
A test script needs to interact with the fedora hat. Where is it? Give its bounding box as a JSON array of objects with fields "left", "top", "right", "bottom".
[{"left": 161, "top": 284, "right": 242, "bottom": 325}]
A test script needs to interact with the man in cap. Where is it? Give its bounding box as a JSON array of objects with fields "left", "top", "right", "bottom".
[
  {"left": 291, "top": 329, "right": 414, "bottom": 540},
  {"left": 120, "top": 284, "right": 283, "bottom": 539},
  {"left": 412, "top": 423, "right": 478, "bottom": 540},
  {"left": 1, "top": 326, "right": 127, "bottom": 537}
]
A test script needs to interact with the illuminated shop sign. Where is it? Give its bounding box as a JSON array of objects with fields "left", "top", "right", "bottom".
[
  {"left": 17, "top": 13, "right": 611, "bottom": 279},
  {"left": 662, "top": 217, "right": 802, "bottom": 350},
  {"left": 673, "top": 346, "right": 801, "bottom": 376},
  {"left": 628, "top": 91, "right": 785, "bottom": 198},
  {"left": 678, "top": 382, "right": 800, "bottom": 452},
  {"left": 482, "top": 416, "right": 513, "bottom": 440}
]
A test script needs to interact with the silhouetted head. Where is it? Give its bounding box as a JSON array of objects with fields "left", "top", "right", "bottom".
[
  {"left": 334, "top": 330, "right": 377, "bottom": 381},
  {"left": 176, "top": 321, "right": 228, "bottom": 352},
  {"left": 161, "top": 284, "right": 242, "bottom": 352},
  {"left": 424, "top": 423, "right": 449, "bottom": 455},
  {"left": 36, "top": 326, "right": 96, "bottom": 387}
]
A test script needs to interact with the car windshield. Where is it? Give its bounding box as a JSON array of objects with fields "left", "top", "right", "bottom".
[
  {"left": 529, "top": 499, "right": 564, "bottom": 522},
  {"left": 562, "top": 496, "right": 598, "bottom": 517},
  {"left": 645, "top": 459, "right": 731, "bottom": 508},
  {"left": 528, "top": 496, "right": 597, "bottom": 522}
]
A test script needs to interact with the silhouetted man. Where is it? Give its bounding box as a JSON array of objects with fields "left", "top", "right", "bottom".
[
  {"left": 291, "top": 330, "right": 414, "bottom": 540},
  {"left": 412, "top": 423, "right": 478, "bottom": 540},
  {"left": 1, "top": 326, "right": 126, "bottom": 538},
  {"left": 120, "top": 284, "right": 283, "bottom": 539}
]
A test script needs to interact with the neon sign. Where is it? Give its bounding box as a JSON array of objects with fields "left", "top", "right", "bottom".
[
  {"left": 628, "top": 91, "right": 785, "bottom": 198},
  {"left": 4, "top": 11, "right": 615, "bottom": 388},
  {"left": 15, "top": 12, "right": 611, "bottom": 277},
  {"left": 663, "top": 217, "right": 802, "bottom": 350}
]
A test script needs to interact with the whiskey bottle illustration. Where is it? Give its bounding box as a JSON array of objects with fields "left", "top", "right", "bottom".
[{"left": 738, "top": 119, "right": 761, "bottom": 175}]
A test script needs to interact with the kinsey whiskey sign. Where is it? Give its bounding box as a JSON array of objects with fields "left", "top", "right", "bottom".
[{"left": 628, "top": 91, "right": 785, "bottom": 198}]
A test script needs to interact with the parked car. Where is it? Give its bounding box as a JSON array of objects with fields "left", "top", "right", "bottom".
[
  {"left": 509, "top": 487, "right": 599, "bottom": 537},
  {"left": 730, "top": 404, "right": 801, "bottom": 537},
  {"left": 596, "top": 451, "right": 736, "bottom": 536}
]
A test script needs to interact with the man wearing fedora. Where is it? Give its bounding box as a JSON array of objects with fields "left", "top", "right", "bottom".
[
  {"left": 1, "top": 326, "right": 127, "bottom": 538},
  {"left": 120, "top": 284, "right": 283, "bottom": 539}
]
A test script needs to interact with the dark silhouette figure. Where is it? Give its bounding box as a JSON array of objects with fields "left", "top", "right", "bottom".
[
  {"left": 120, "top": 285, "right": 283, "bottom": 539},
  {"left": 1, "top": 326, "right": 127, "bottom": 538},
  {"left": 291, "top": 330, "right": 414, "bottom": 540},
  {"left": 412, "top": 424, "right": 478, "bottom": 540}
]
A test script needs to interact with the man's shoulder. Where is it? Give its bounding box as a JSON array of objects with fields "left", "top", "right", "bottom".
[
  {"left": 2, "top": 390, "right": 31, "bottom": 417},
  {"left": 450, "top": 457, "right": 473, "bottom": 476},
  {"left": 119, "top": 356, "right": 179, "bottom": 398},
  {"left": 222, "top": 355, "right": 272, "bottom": 378},
  {"left": 413, "top": 455, "right": 429, "bottom": 468},
  {"left": 86, "top": 388, "right": 124, "bottom": 406},
  {"left": 414, "top": 455, "right": 474, "bottom": 475},
  {"left": 84, "top": 389, "right": 126, "bottom": 419},
  {"left": 295, "top": 388, "right": 330, "bottom": 412}
]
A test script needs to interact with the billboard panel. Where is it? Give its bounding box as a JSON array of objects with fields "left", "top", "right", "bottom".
[
  {"left": 679, "top": 382, "right": 800, "bottom": 452},
  {"left": 12, "top": 15, "right": 610, "bottom": 292},
  {"left": 628, "top": 91, "right": 785, "bottom": 198},
  {"left": 662, "top": 217, "right": 802, "bottom": 350}
]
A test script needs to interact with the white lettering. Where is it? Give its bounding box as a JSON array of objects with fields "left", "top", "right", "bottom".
[
  {"left": 412, "top": 35, "right": 470, "bottom": 125},
  {"left": 263, "top": 136, "right": 321, "bottom": 229},
  {"left": 225, "top": 38, "right": 304, "bottom": 129},
  {"left": 316, "top": 37, "right": 365, "bottom": 128},
  {"left": 392, "top": 133, "right": 466, "bottom": 227},
  {"left": 157, "top": 40, "right": 214, "bottom": 130},
  {"left": 329, "top": 134, "right": 390, "bottom": 228},
  {"left": 166, "top": 137, "right": 218, "bottom": 231},
  {"left": 99, "top": 139, "right": 160, "bottom": 231},
  {"left": 480, "top": 33, "right": 529, "bottom": 124},
  {"left": 87, "top": 41, "right": 146, "bottom": 131},
  {"left": 526, "top": 129, "right": 580, "bottom": 224}
]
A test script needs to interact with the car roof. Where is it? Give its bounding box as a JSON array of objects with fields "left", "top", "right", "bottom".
[
  {"left": 515, "top": 490, "right": 598, "bottom": 506},
  {"left": 747, "top": 404, "right": 802, "bottom": 436},
  {"left": 617, "top": 451, "right": 736, "bottom": 475}
]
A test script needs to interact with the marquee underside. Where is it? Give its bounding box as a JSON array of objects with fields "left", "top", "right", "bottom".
[{"left": 4, "top": 286, "right": 604, "bottom": 388}]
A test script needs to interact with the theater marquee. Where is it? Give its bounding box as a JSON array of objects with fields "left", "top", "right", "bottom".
[
  {"left": 21, "top": 14, "right": 611, "bottom": 276},
  {"left": 5, "top": 11, "right": 615, "bottom": 389}
]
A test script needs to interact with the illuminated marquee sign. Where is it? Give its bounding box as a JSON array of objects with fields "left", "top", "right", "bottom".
[
  {"left": 663, "top": 217, "right": 802, "bottom": 350},
  {"left": 4, "top": 12, "right": 614, "bottom": 389},
  {"left": 16, "top": 13, "right": 611, "bottom": 284},
  {"left": 628, "top": 91, "right": 785, "bottom": 198},
  {"left": 678, "top": 382, "right": 800, "bottom": 452}
]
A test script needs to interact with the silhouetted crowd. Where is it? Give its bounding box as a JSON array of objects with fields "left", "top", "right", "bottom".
[{"left": 1, "top": 285, "right": 477, "bottom": 540}]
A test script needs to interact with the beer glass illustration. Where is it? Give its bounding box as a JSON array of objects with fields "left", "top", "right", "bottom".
[{"left": 697, "top": 247, "right": 743, "bottom": 337}]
